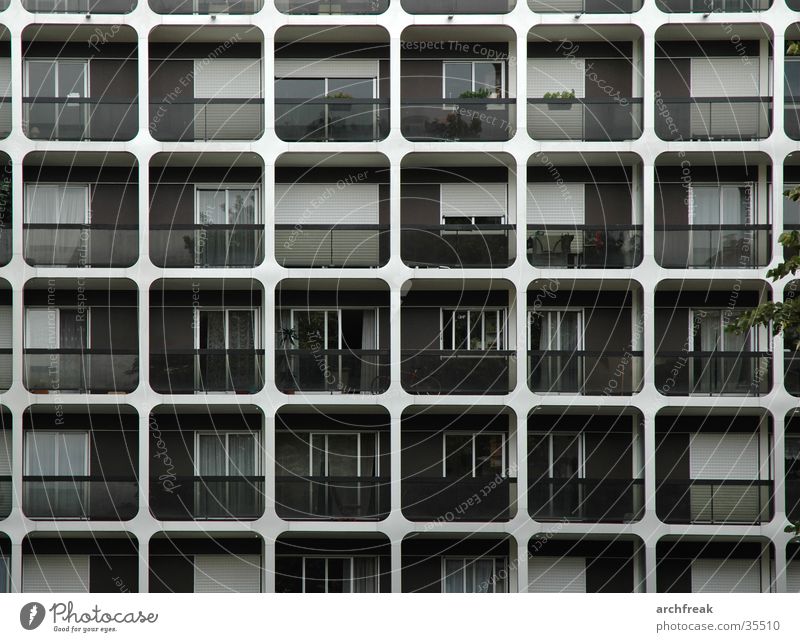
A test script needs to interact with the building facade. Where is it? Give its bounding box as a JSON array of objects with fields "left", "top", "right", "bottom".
[{"left": 0, "top": 0, "right": 797, "bottom": 594}]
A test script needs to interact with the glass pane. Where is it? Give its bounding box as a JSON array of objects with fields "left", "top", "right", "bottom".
[
  {"left": 310, "top": 434, "right": 325, "bottom": 476},
  {"left": 59, "top": 311, "right": 87, "bottom": 349},
  {"left": 326, "top": 434, "right": 359, "bottom": 477},
  {"left": 453, "top": 311, "right": 468, "bottom": 350},
  {"left": 25, "top": 309, "right": 56, "bottom": 349},
  {"left": 228, "top": 189, "right": 257, "bottom": 225},
  {"left": 359, "top": 433, "right": 377, "bottom": 477},
  {"left": 552, "top": 435, "right": 580, "bottom": 478},
  {"left": 227, "top": 311, "right": 255, "bottom": 349},
  {"left": 485, "top": 311, "right": 501, "bottom": 350},
  {"left": 275, "top": 433, "right": 308, "bottom": 475},
  {"left": 721, "top": 186, "right": 750, "bottom": 225},
  {"left": 327, "top": 78, "right": 373, "bottom": 99},
  {"left": 529, "top": 434, "right": 549, "bottom": 480},
  {"left": 27, "top": 61, "right": 56, "bottom": 97},
  {"left": 353, "top": 557, "right": 377, "bottom": 593},
  {"left": 59, "top": 433, "right": 87, "bottom": 475},
  {"left": 276, "top": 78, "right": 325, "bottom": 99},
  {"left": 692, "top": 186, "right": 720, "bottom": 225},
  {"left": 472, "top": 559, "right": 495, "bottom": 593},
  {"left": 443, "top": 559, "right": 464, "bottom": 593},
  {"left": 469, "top": 311, "right": 483, "bottom": 350},
  {"left": 474, "top": 63, "right": 502, "bottom": 98},
  {"left": 326, "top": 311, "right": 339, "bottom": 350},
  {"left": 26, "top": 433, "right": 56, "bottom": 475},
  {"left": 296, "top": 311, "right": 326, "bottom": 349},
  {"left": 475, "top": 434, "right": 503, "bottom": 477},
  {"left": 444, "top": 434, "right": 473, "bottom": 477},
  {"left": 57, "top": 62, "right": 86, "bottom": 98},
  {"left": 227, "top": 434, "right": 255, "bottom": 475},
  {"left": 199, "top": 311, "right": 226, "bottom": 349},
  {"left": 444, "top": 63, "right": 472, "bottom": 99},
  {"left": 303, "top": 558, "right": 326, "bottom": 593},
  {"left": 557, "top": 312, "right": 581, "bottom": 351},
  {"left": 198, "top": 434, "right": 226, "bottom": 475},
  {"left": 197, "top": 190, "right": 226, "bottom": 225},
  {"left": 695, "top": 310, "right": 722, "bottom": 351},
  {"left": 326, "top": 558, "right": 351, "bottom": 593}
]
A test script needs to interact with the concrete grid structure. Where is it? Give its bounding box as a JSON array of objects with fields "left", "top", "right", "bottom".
[{"left": 0, "top": 0, "right": 798, "bottom": 594}]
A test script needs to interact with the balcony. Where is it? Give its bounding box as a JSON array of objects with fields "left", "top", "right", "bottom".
[
  {"left": 527, "top": 225, "right": 643, "bottom": 268},
  {"left": 24, "top": 350, "right": 138, "bottom": 394},
  {"left": 655, "top": 225, "right": 771, "bottom": 268},
  {"left": 23, "top": 98, "right": 138, "bottom": 141},
  {"left": 656, "top": 0, "right": 769, "bottom": 10},
  {"left": 400, "top": 350, "right": 514, "bottom": 395},
  {"left": 150, "top": 350, "right": 264, "bottom": 394},
  {"left": 276, "top": 0, "right": 388, "bottom": 12},
  {"left": 527, "top": 98, "right": 642, "bottom": 141},
  {"left": 149, "top": 99, "right": 264, "bottom": 142},
  {"left": 150, "top": 0, "right": 262, "bottom": 12},
  {"left": 401, "top": 224, "right": 515, "bottom": 269},
  {"left": 275, "top": 98, "right": 389, "bottom": 142},
  {"left": 656, "top": 479, "right": 773, "bottom": 524},
  {"left": 275, "top": 224, "right": 389, "bottom": 268},
  {"left": 24, "top": 224, "right": 138, "bottom": 268},
  {"left": 654, "top": 97, "right": 771, "bottom": 141},
  {"left": 0, "top": 475, "right": 9, "bottom": 518},
  {"left": 402, "top": 0, "right": 513, "bottom": 12},
  {"left": 276, "top": 349, "right": 389, "bottom": 394},
  {"left": 528, "top": 478, "right": 644, "bottom": 522},
  {"left": 150, "top": 225, "right": 264, "bottom": 268},
  {"left": 401, "top": 99, "right": 516, "bottom": 142},
  {"left": 401, "top": 477, "right": 516, "bottom": 521},
  {"left": 528, "top": 0, "right": 642, "bottom": 11},
  {"left": 22, "top": 477, "right": 137, "bottom": 520},
  {"left": 785, "top": 98, "right": 800, "bottom": 140},
  {"left": 655, "top": 352, "right": 771, "bottom": 395},
  {"left": 0, "top": 97, "right": 10, "bottom": 139},
  {"left": 23, "top": 0, "right": 136, "bottom": 11},
  {"left": 149, "top": 476, "right": 263, "bottom": 520},
  {"left": 528, "top": 351, "right": 643, "bottom": 394},
  {"left": 275, "top": 476, "right": 390, "bottom": 520}
]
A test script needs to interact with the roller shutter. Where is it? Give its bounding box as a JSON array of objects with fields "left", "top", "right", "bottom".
[
  {"left": 193, "top": 554, "right": 261, "bottom": 593},
  {"left": 23, "top": 555, "right": 89, "bottom": 592},
  {"left": 528, "top": 557, "right": 586, "bottom": 593}
]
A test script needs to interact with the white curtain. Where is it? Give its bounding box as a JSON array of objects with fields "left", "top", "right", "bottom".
[
  {"left": 360, "top": 309, "right": 377, "bottom": 390},
  {"left": 26, "top": 185, "right": 87, "bottom": 265},
  {"left": 353, "top": 557, "right": 377, "bottom": 593}
]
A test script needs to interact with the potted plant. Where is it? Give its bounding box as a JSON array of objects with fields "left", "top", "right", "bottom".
[
  {"left": 458, "top": 87, "right": 493, "bottom": 100},
  {"left": 543, "top": 89, "right": 576, "bottom": 110},
  {"left": 277, "top": 327, "right": 298, "bottom": 393}
]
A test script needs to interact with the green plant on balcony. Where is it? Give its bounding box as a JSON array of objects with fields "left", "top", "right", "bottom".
[
  {"left": 277, "top": 327, "right": 298, "bottom": 393},
  {"left": 788, "top": 41, "right": 800, "bottom": 56},
  {"left": 458, "top": 87, "right": 493, "bottom": 99},
  {"left": 326, "top": 91, "right": 353, "bottom": 100},
  {"left": 543, "top": 89, "right": 576, "bottom": 99}
]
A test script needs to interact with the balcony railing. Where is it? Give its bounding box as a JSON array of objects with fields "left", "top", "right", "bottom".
[
  {"left": 655, "top": 225, "right": 771, "bottom": 268},
  {"left": 23, "top": 98, "right": 138, "bottom": 141},
  {"left": 401, "top": 99, "right": 516, "bottom": 142},
  {"left": 0, "top": 228, "right": 12, "bottom": 268},
  {"left": 402, "top": 0, "right": 513, "bottom": 12},
  {"left": 149, "top": 99, "right": 264, "bottom": 142},
  {"left": 528, "top": 478, "right": 644, "bottom": 522},
  {"left": 276, "top": 0, "right": 388, "bottom": 12},
  {"left": 23, "top": 476, "right": 138, "bottom": 520},
  {"left": 275, "top": 98, "right": 389, "bottom": 142},
  {"left": 656, "top": 479, "right": 773, "bottom": 524},
  {"left": 655, "top": 352, "right": 772, "bottom": 395},
  {"left": 150, "top": 0, "right": 262, "bottom": 12},
  {"left": 654, "top": 96, "right": 771, "bottom": 141},
  {"left": 0, "top": 97, "right": 10, "bottom": 139},
  {"left": 23, "top": 0, "right": 136, "bottom": 10},
  {"left": 402, "top": 477, "right": 516, "bottom": 521},
  {"left": 275, "top": 475, "right": 390, "bottom": 520},
  {"left": 784, "top": 351, "right": 800, "bottom": 395},
  {"left": 401, "top": 224, "right": 515, "bottom": 268},
  {"left": 528, "top": 351, "right": 643, "bottom": 394},
  {"left": 656, "top": 0, "right": 769, "bottom": 10},
  {"left": 24, "top": 350, "right": 138, "bottom": 394},
  {"left": 149, "top": 225, "right": 264, "bottom": 268},
  {"left": 786, "top": 479, "right": 800, "bottom": 521},
  {"left": 785, "top": 98, "right": 800, "bottom": 140},
  {"left": 527, "top": 98, "right": 642, "bottom": 141},
  {"left": 0, "top": 349, "right": 11, "bottom": 392},
  {"left": 0, "top": 475, "right": 10, "bottom": 519},
  {"left": 149, "top": 476, "right": 263, "bottom": 520},
  {"left": 150, "top": 350, "right": 264, "bottom": 394},
  {"left": 527, "top": 225, "right": 643, "bottom": 268},
  {"left": 399, "top": 350, "right": 514, "bottom": 394},
  {"left": 275, "top": 349, "right": 390, "bottom": 394},
  {"left": 528, "top": 0, "right": 642, "bottom": 11},
  {"left": 24, "top": 224, "right": 138, "bottom": 267},
  {"left": 275, "top": 224, "right": 389, "bottom": 268}
]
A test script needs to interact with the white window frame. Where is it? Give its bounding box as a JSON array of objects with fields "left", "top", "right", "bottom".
[
  {"left": 308, "top": 431, "right": 380, "bottom": 477},
  {"left": 442, "top": 61, "right": 506, "bottom": 99},
  {"left": 529, "top": 431, "right": 586, "bottom": 479},
  {"left": 688, "top": 308, "right": 754, "bottom": 353},
  {"left": 527, "top": 308, "right": 584, "bottom": 351},
  {"left": 24, "top": 430, "right": 89, "bottom": 476},
  {"left": 193, "top": 307, "right": 262, "bottom": 351},
  {"left": 441, "top": 556, "right": 507, "bottom": 593},
  {"left": 688, "top": 183, "right": 754, "bottom": 226},
  {"left": 24, "top": 183, "right": 90, "bottom": 224},
  {"left": 24, "top": 307, "right": 91, "bottom": 350},
  {"left": 442, "top": 431, "right": 507, "bottom": 478},
  {"left": 289, "top": 308, "right": 380, "bottom": 350},
  {"left": 440, "top": 308, "right": 507, "bottom": 351},
  {"left": 301, "top": 555, "right": 379, "bottom": 593},
  {"left": 24, "top": 58, "right": 89, "bottom": 98},
  {"left": 194, "top": 184, "right": 261, "bottom": 225},
  {"left": 193, "top": 431, "right": 261, "bottom": 477}
]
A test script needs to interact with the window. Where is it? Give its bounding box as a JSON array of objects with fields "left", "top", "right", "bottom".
[
  {"left": 24, "top": 184, "right": 90, "bottom": 266},
  {"left": 194, "top": 308, "right": 259, "bottom": 392},
  {"left": 24, "top": 431, "right": 89, "bottom": 517},
  {"left": 310, "top": 432, "right": 379, "bottom": 478},
  {"left": 528, "top": 309, "right": 584, "bottom": 392},
  {"left": 689, "top": 184, "right": 754, "bottom": 266},
  {"left": 25, "top": 184, "right": 89, "bottom": 225},
  {"left": 194, "top": 431, "right": 260, "bottom": 518},
  {"left": 194, "top": 186, "right": 259, "bottom": 266},
  {"left": 690, "top": 309, "right": 757, "bottom": 393},
  {"left": 443, "top": 432, "right": 506, "bottom": 478},
  {"left": 441, "top": 309, "right": 506, "bottom": 350},
  {"left": 529, "top": 432, "right": 584, "bottom": 518},
  {"left": 25, "top": 308, "right": 90, "bottom": 391},
  {"left": 302, "top": 556, "right": 379, "bottom": 593},
  {"left": 443, "top": 62, "right": 504, "bottom": 99},
  {"left": 442, "top": 557, "right": 506, "bottom": 593},
  {"left": 440, "top": 183, "right": 507, "bottom": 227},
  {"left": 24, "top": 60, "right": 88, "bottom": 139},
  {"left": 0, "top": 555, "right": 8, "bottom": 593}
]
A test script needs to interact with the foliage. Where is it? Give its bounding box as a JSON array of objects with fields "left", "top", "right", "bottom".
[
  {"left": 543, "top": 89, "right": 576, "bottom": 99},
  {"left": 458, "top": 88, "right": 492, "bottom": 99}
]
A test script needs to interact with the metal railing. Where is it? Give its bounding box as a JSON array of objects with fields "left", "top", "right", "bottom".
[
  {"left": 0, "top": 476, "right": 10, "bottom": 519},
  {"left": 23, "top": 0, "right": 136, "bottom": 10},
  {"left": 276, "top": 0, "right": 388, "bottom": 12},
  {"left": 275, "top": 224, "right": 389, "bottom": 268},
  {"left": 149, "top": 476, "right": 263, "bottom": 520},
  {"left": 527, "top": 98, "right": 643, "bottom": 141},
  {"left": 528, "top": 478, "right": 644, "bottom": 522},
  {"left": 23, "top": 97, "right": 138, "bottom": 141},
  {"left": 275, "top": 98, "right": 389, "bottom": 142},
  {"left": 402, "top": 477, "right": 516, "bottom": 521},
  {"left": 24, "top": 224, "right": 138, "bottom": 267},
  {"left": 528, "top": 0, "right": 642, "bottom": 11},
  {"left": 527, "top": 225, "right": 642, "bottom": 268},
  {"left": 150, "top": 0, "right": 262, "bottom": 12},
  {"left": 149, "top": 224, "right": 264, "bottom": 268},
  {"left": 401, "top": 99, "right": 516, "bottom": 142},
  {"left": 24, "top": 349, "right": 138, "bottom": 394},
  {"left": 401, "top": 224, "right": 515, "bottom": 268},
  {"left": 655, "top": 352, "right": 772, "bottom": 395},
  {"left": 399, "top": 350, "right": 514, "bottom": 394},
  {"left": 656, "top": 0, "right": 769, "bottom": 10},
  {"left": 654, "top": 96, "right": 772, "bottom": 141},
  {"left": 654, "top": 224, "right": 771, "bottom": 268},
  {"left": 656, "top": 479, "right": 773, "bottom": 524},
  {"left": 275, "top": 349, "right": 390, "bottom": 394},
  {"left": 149, "top": 99, "right": 264, "bottom": 142},
  {"left": 23, "top": 476, "right": 138, "bottom": 520},
  {"left": 150, "top": 350, "right": 264, "bottom": 394},
  {"left": 275, "top": 475, "right": 390, "bottom": 520},
  {"left": 528, "top": 350, "right": 644, "bottom": 394},
  {"left": 402, "top": 0, "right": 513, "bottom": 12}
]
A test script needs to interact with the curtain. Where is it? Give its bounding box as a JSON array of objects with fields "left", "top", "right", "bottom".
[
  {"left": 197, "top": 190, "right": 226, "bottom": 266},
  {"left": 472, "top": 559, "right": 496, "bottom": 593},
  {"left": 228, "top": 311, "right": 255, "bottom": 391},
  {"left": 228, "top": 189, "right": 257, "bottom": 267},
  {"left": 359, "top": 309, "right": 377, "bottom": 392},
  {"left": 197, "top": 433, "right": 226, "bottom": 517},
  {"left": 227, "top": 433, "right": 256, "bottom": 516},
  {"left": 26, "top": 185, "right": 86, "bottom": 265},
  {"left": 353, "top": 557, "right": 377, "bottom": 594},
  {"left": 443, "top": 559, "right": 465, "bottom": 593}
]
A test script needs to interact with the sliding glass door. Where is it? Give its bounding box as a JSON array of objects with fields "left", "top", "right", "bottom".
[
  {"left": 24, "top": 431, "right": 88, "bottom": 517},
  {"left": 195, "top": 309, "right": 258, "bottom": 392},
  {"left": 195, "top": 186, "right": 259, "bottom": 266},
  {"left": 195, "top": 432, "right": 259, "bottom": 518},
  {"left": 25, "top": 60, "right": 88, "bottom": 139}
]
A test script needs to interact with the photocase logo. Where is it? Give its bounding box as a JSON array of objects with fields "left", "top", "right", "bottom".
[{"left": 20, "top": 602, "right": 45, "bottom": 630}]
